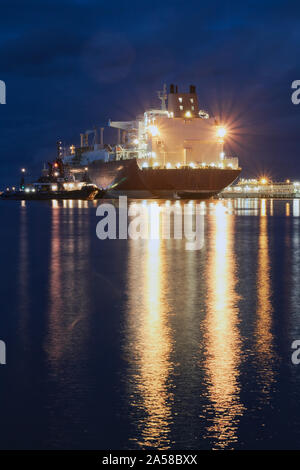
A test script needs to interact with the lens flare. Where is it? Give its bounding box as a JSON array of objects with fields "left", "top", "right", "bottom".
[{"left": 217, "top": 127, "right": 227, "bottom": 138}]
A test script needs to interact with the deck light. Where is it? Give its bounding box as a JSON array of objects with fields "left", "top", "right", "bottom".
[
  {"left": 148, "top": 125, "right": 159, "bottom": 136},
  {"left": 217, "top": 127, "right": 226, "bottom": 138}
]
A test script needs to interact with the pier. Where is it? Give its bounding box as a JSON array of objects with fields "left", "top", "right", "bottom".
[{"left": 219, "top": 178, "right": 300, "bottom": 198}]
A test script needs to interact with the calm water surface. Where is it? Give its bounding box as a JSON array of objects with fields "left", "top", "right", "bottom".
[{"left": 0, "top": 198, "right": 300, "bottom": 450}]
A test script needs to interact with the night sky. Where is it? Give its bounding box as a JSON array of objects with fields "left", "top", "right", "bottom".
[{"left": 0, "top": 0, "right": 299, "bottom": 185}]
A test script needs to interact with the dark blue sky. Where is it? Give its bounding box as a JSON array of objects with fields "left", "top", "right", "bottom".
[{"left": 0, "top": 0, "right": 300, "bottom": 184}]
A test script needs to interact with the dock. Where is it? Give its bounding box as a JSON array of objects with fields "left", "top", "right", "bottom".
[{"left": 219, "top": 178, "right": 300, "bottom": 198}]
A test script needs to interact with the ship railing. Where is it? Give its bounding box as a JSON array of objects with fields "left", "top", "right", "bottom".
[{"left": 141, "top": 163, "right": 241, "bottom": 170}]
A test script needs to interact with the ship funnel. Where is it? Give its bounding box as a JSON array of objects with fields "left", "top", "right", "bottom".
[
  {"left": 190, "top": 85, "right": 196, "bottom": 94},
  {"left": 80, "top": 133, "right": 84, "bottom": 147},
  {"left": 170, "top": 84, "right": 174, "bottom": 94},
  {"left": 100, "top": 127, "right": 104, "bottom": 147}
]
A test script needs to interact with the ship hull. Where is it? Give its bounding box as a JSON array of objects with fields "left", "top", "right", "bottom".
[{"left": 88, "top": 159, "right": 241, "bottom": 199}]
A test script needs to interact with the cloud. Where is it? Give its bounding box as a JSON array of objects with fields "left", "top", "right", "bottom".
[{"left": 0, "top": 0, "right": 300, "bottom": 183}]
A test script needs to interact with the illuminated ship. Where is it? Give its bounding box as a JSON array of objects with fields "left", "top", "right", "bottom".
[
  {"left": 63, "top": 84, "right": 241, "bottom": 198},
  {"left": 1, "top": 160, "right": 100, "bottom": 200}
]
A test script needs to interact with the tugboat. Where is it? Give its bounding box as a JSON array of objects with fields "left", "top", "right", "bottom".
[
  {"left": 0, "top": 184, "right": 99, "bottom": 201},
  {"left": 1, "top": 155, "right": 102, "bottom": 201}
]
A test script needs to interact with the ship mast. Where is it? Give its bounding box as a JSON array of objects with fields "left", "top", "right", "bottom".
[{"left": 157, "top": 83, "right": 167, "bottom": 111}]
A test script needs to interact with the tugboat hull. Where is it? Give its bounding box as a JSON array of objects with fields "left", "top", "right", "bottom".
[{"left": 1, "top": 186, "right": 100, "bottom": 201}]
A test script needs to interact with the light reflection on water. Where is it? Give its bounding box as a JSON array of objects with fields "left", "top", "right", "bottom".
[
  {"left": 44, "top": 202, "right": 93, "bottom": 446},
  {"left": 125, "top": 236, "right": 174, "bottom": 449},
  {"left": 46, "top": 202, "right": 91, "bottom": 365},
  {"left": 255, "top": 202, "right": 276, "bottom": 404},
  {"left": 203, "top": 204, "right": 244, "bottom": 449},
  {"left": 122, "top": 198, "right": 290, "bottom": 449},
  {"left": 18, "top": 203, "right": 29, "bottom": 337},
  {"left": 9, "top": 197, "right": 300, "bottom": 449}
]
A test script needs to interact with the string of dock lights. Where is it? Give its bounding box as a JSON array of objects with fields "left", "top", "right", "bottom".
[
  {"left": 141, "top": 161, "right": 233, "bottom": 170},
  {"left": 223, "top": 177, "right": 300, "bottom": 195}
]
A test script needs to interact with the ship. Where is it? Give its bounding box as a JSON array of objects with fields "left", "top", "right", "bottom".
[
  {"left": 0, "top": 185, "right": 99, "bottom": 201},
  {"left": 1, "top": 159, "right": 102, "bottom": 201},
  {"left": 62, "top": 84, "right": 241, "bottom": 199}
]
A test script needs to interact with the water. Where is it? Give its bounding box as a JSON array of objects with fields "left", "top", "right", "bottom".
[{"left": 0, "top": 198, "right": 300, "bottom": 450}]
